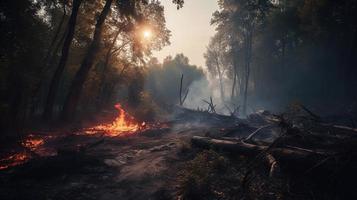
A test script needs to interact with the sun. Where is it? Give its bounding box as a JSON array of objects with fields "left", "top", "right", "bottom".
[{"left": 143, "top": 30, "right": 152, "bottom": 39}]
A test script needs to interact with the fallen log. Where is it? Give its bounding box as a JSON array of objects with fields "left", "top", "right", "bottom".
[
  {"left": 298, "top": 104, "right": 321, "bottom": 120},
  {"left": 320, "top": 124, "right": 357, "bottom": 135},
  {"left": 191, "top": 136, "right": 331, "bottom": 172},
  {"left": 173, "top": 105, "right": 242, "bottom": 126},
  {"left": 191, "top": 136, "right": 328, "bottom": 159},
  {"left": 265, "top": 153, "right": 280, "bottom": 178},
  {"left": 192, "top": 136, "right": 264, "bottom": 156},
  {"left": 304, "top": 123, "right": 357, "bottom": 140},
  {"left": 243, "top": 124, "right": 273, "bottom": 142}
]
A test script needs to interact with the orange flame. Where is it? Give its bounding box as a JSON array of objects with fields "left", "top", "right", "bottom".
[
  {"left": 0, "top": 152, "right": 29, "bottom": 170},
  {"left": 22, "top": 135, "right": 44, "bottom": 151},
  {"left": 0, "top": 135, "right": 47, "bottom": 170},
  {"left": 88, "top": 103, "right": 142, "bottom": 137}
]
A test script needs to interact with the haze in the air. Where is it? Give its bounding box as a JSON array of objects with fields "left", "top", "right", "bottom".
[{"left": 153, "top": 0, "right": 219, "bottom": 68}]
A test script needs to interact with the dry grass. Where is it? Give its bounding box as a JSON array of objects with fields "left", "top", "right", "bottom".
[{"left": 177, "top": 149, "right": 287, "bottom": 200}]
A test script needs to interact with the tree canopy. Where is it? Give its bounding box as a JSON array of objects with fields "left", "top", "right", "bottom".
[
  {"left": 0, "top": 0, "right": 183, "bottom": 136},
  {"left": 205, "top": 0, "right": 357, "bottom": 112}
]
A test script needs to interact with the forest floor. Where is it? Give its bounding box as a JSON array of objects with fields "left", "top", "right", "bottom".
[
  {"left": 0, "top": 121, "right": 209, "bottom": 200},
  {"left": 1, "top": 106, "right": 357, "bottom": 200}
]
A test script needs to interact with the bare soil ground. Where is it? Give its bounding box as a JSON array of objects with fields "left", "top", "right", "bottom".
[
  {"left": 2, "top": 107, "right": 357, "bottom": 200},
  {"left": 0, "top": 125, "right": 206, "bottom": 200}
]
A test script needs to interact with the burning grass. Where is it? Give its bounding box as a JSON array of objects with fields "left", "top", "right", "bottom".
[
  {"left": 0, "top": 103, "right": 168, "bottom": 170},
  {"left": 0, "top": 134, "right": 55, "bottom": 170},
  {"left": 0, "top": 152, "right": 30, "bottom": 170},
  {"left": 78, "top": 103, "right": 143, "bottom": 137},
  {"left": 21, "top": 135, "right": 44, "bottom": 151},
  {"left": 81, "top": 103, "right": 168, "bottom": 137}
]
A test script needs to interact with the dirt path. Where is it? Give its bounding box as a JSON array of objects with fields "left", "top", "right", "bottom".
[
  {"left": 0, "top": 126, "right": 205, "bottom": 200},
  {"left": 92, "top": 128, "right": 195, "bottom": 200}
]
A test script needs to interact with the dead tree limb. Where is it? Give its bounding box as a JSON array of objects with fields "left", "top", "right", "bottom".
[
  {"left": 179, "top": 74, "right": 189, "bottom": 105},
  {"left": 265, "top": 153, "right": 280, "bottom": 178},
  {"left": 192, "top": 136, "right": 264, "bottom": 156},
  {"left": 310, "top": 123, "right": 357, "bottom": 138},
  {"left": 298, "top": 104, "right": 321, "bottom": 120},
  {"left": 225, "top": 104, "right": 240, "bottom": 117},
  {"left": 331, "top": 125, "right": 357, "bottom": 133},
  {"left": 244, "top": 124, "right": 272, "bottom": 142},
  {"left": 225, "top": 104, "right": 233, "bottom": 114},
  {"left": 191, "top": 136, "right": 330, "bottom": 171},
  {"left": 203, "top": 97, "right": 216, "bottom": 113}
]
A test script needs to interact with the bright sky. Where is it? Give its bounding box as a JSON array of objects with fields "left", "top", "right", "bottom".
[{"left": 152, "top": 0, "right": 219, "bottom": 68}]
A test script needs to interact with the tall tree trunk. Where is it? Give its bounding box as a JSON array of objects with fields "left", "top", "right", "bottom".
[
  {"left": 231, "top": 75, "right": 236, "bottom": 100},
  {"left": 231, "top": 51, "right": 238, "bottom": 101},
  {"left": 61, "top": 0, "right": 113, "bottom": 121},
  {"left": 242, "top": 30, "right": 252, "bottom": 115},
  {"left": 43, "top": 0, "right": 82, "bottom": 120},
  {"left": 215, "top": 56, "right": 225, "bottom": 102},
  {"left": 6, "top": 62, "right": 26, "bottom": 139},
  {"left": 32, "top": 2, "right": 67, "bottom": 117},
  {"left": 218, "top": 72, "right": 225, "bottom": 102},
  {"left": 281, "top": 0, "right": 287, "bottom": 74},
  {"left": 96, "top": 29, "right": 123, "bottom": 110},
  {"left": 32, "top": 29, "right": 66, "bottom": 117},
  {"left": 43, "top": 1, "right": 67, "bottom": 65},
  {"left": 46, "top": 32, "right": 67, "bottom": 72},
  {"left": 281, "top": 35, "right": 286, "bottom": 73}
]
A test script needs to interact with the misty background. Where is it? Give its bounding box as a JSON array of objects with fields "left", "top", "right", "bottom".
[
  {"left": 146, "top": 0, "right": 357, "bottom": 116},
  {"left": 1, "top": 0, "right": 357, "bottom": 137}
]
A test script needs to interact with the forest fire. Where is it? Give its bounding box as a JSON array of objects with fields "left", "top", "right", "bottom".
[
  {"left": 0, "top": 152, "right": 29, "bottom": 170},
  {"left": 0, "top": 135, "right": 48, "bottom": 170},
  {"left": 22, "top": 135, "right": 44, "bottom": 151},
  {"left": 85, "top": 103, "right": 145, "bottom": 137}
]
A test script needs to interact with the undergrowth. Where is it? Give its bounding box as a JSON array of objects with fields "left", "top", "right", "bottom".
[{"left": 177, "top": 149, "right": 286, "bottom": 200}]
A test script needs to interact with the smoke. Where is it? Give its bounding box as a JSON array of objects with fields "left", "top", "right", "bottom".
[{"left": 183, "top": 76, "right": 231, "bottom": 115}]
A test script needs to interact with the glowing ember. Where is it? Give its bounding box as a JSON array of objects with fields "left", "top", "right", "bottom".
[
  {"left": 0, "top": 152, "right": 30, "bottom": 170},
  {"left": 22, "top": 135, "right": 44, "bottom": 151},
  {"left": 0, "top": 134, "right": 50, "bottom": 170},
  {"left": 79, "top": 103, "right": 170, "bottom": 137},
  {"left": 88, "top": 103, "right": 143, "bottom": 137}
]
